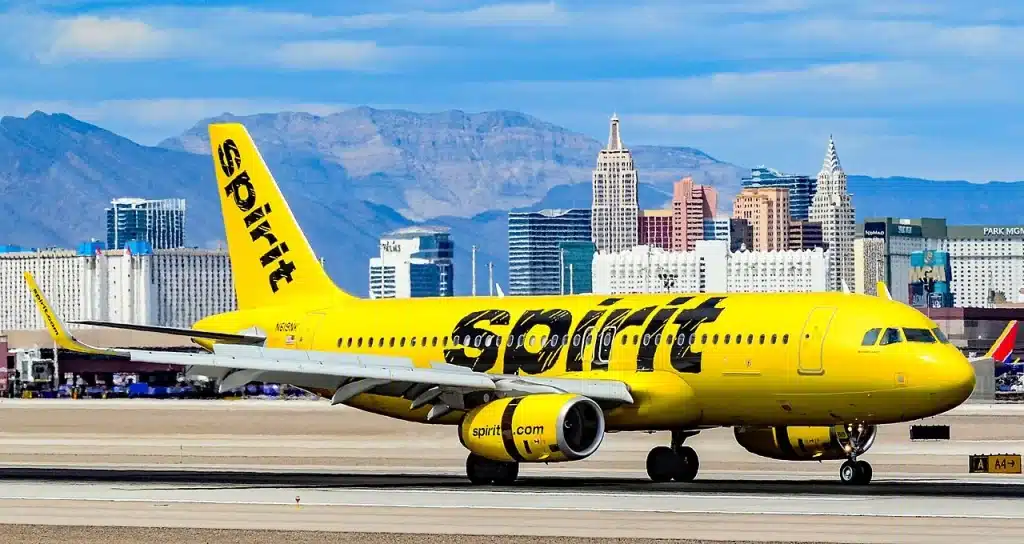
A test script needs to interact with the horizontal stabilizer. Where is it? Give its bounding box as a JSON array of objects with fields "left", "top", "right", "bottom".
[{"left": 71, "top": 321, "right": 265, "bottom": 345}]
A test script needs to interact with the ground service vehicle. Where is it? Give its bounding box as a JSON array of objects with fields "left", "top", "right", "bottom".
[{"left": 25, "top": 123, "right": 980, "bottom": 486}]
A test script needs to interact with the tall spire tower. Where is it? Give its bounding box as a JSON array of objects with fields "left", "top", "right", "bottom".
[
  {"left": 592, "top": 114, "right": 639, "bottom": 253},
  {"left": 809, "top": 135, "right": 856, "bottom": 291}
]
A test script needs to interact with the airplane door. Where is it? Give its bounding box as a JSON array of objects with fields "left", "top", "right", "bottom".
[{"left": 797, "top": 307, "right": 837, "bottom": 375}]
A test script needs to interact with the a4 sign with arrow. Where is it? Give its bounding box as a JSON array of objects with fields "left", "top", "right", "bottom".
[{"left": 969, "top": 454, "right": 1022, "bottom": 474}]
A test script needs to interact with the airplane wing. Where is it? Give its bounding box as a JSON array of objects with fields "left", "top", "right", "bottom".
[
  {"left": 24, "top": 273, "right": 634, "bottom": 416},
  {"left": 70, "top": 320, "right": 265, "bottom": 345}
]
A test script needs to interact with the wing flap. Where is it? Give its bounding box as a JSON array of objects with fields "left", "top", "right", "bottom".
[{"left": 71, "top": 320, "right": 265, "bottom": 344}]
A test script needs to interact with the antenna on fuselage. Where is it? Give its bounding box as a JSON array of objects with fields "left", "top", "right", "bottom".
[
  {"left": 876, "top": 281, "right": 892, "bottom": 301},
  {"left": 495, "top": 283, "right": 505, "bottom": 298},
  {"left": 841, "top": 279, "right": 851, "bottom": 294}
]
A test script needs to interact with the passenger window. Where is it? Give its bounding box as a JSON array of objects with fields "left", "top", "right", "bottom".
[
  {"left": 724, "top": 334, "right": 731, "bottom": 344},
  {"left": 347, "top": 338, "right": 353, "bottom": 348},
  {"left": 713, "top": 334, "right": 719, "bottom": 344},
  {"left": 379, "top": 337, "right": 384, "bottom": 347},
  {"left": 747, "top": 334, "right": 753, "bottom": 344},
  {"left": 421, "top": 336, "right": 427, "bottom": 346},
  {"left": 529, "top": 336, "right": 536, "bottom": 347},
  {"left": 782, "top": 334, "right": 789, "bottom": 344},
  {"left": 759, "top": 334, "right": 765, "bottom": 345},
  {"left": 474, "top": 336, "right": 482, "bottom": 347},
  {"left": 932, "top": 328, "right": 949, "bottom": 344},
  {"left": 411, "top": 337, "right": 417, "bottom": 347},
  {"left": 357, "top": 338, "right": 363, "bottom": 347},
  {"left": 389, "top": 338, "right": 395, "bottom": 347},
  {"left": 654, "top": 333, "right": 662, "bottom": 345},
  {"left": 443, "top": 337, "right": 449, "bottom": 347},
  {"left": 337, "top": 338, "right": 343, "bottom": 348},
  {"left": 368, "top": 338, "right": 374, "bottom": 347},
  {"left": 771, "top": 334, "right": 777, "bottom": 344},
  {"left": 666, "top": 334, "right": 674, "bottom": 345},
  {"left": 903, "top": 328, "right": 936, "bottom": 343},
  {"left": 701, "top": 334, "right": 707, "bottom": 344},
  {"left": 861, "top": 328, "right": 881, "bottom": 346},
  {"left": 572, "top": 335, "right": 580, "bottom": 347},
  {"left": 643, "top": 334, "right": 650, "bottom": 346},
  {"left": 431, "top": 337, "right": 438, "bottom": 347},
  {"left": 632, "top": 334, "right": 639, "bottom": 345},
  {"left": 880, "top": 328, "right": 902, "bottom": 345},
  {"left": 400, "top": 338, "right": 407, "bottom": 347},
  {"left": 676, "top": 334, "right": 686, "bottom": 346},
  {"left": 689, "top": 333, "right": 696, "bottom": 345},
  {"left": 484, "top": 336, "right": 493, "bottom": 347},
  {"left": 464, "top": 335, "right": 471, "bottom": 345}
]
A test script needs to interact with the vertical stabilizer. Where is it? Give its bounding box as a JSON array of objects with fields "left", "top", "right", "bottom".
[{"left": 208, "top": 123, "right": 350, "bottom": 309}]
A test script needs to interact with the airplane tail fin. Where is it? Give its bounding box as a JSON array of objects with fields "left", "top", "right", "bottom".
[
  {"left": 983, "top": 320, "right": 1018, "bottom": 363},
  {"left": 23, "top": 272, "right": 125, "bottom": 356},
  {"left": 207, "top": 123, "right": 352, "bottom": 309}
]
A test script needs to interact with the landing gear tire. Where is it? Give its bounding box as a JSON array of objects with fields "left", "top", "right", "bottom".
[
  {"left": 466, "top": 453, "right": 519, "bottom": 486},
  {"left": 673, "top": 446, "right": 699, "bottom": 482},
  {"left": 839, "top": 460, "right": 873, "bottom": 485},
  {"left": 646, "top": 446, "right": 700, "bottom": 483}
]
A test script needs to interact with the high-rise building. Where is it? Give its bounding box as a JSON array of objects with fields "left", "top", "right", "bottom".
[
  {"left": 853, "top": 218, "right": 928, "bottom": 302},
  {"left": 593, "top": 241, "right": 829, "bottom": 294},
  {"left": 671, "top": 177, "right": 718, "bottom": 251},
  {"left": 509, "top": 209, "right": 592, "bottom": 296},
  {"left": 809, "top": 136, "right": 856, "bottom": 291},
  {"left": 789, "top": 221, "right": 825, "bottom": 251},
  {"left": 742, "top": 167, "right": 817, "bottom": 221},
  {"left": 591, "top": 114, "right": 639, "bottom": 253},
  {"left": 0, "top": 243, "right": 234, "bottom": 330},
  {"left": 909, "top": 250, "right": 954, "bottom": 308},
  {"left": 559, "top": 241, "right": 595, "bottom": 295},
  {"left": 105, "top": 198, "right": 186, "bottom": 250},
  {"left": 638, "top": 209, "right": 673, "bottom": 250},
  {"left": 369, "top": 227, "right": 454, "bottom": 299},
  {"left": 702, "top": 216, "right": 731, "bottom": 244},
  {"left": 732, "top": 187, "right": 790, "bottom": 251}
]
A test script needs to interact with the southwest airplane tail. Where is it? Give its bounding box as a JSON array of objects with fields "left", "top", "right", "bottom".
[{"left": 25, "top": 122, "right": 980, "bottom": 487}]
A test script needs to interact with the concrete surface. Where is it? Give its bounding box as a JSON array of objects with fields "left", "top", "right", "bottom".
[{"left": 2, "top": 399, "right": 1024, "bottom": 543}]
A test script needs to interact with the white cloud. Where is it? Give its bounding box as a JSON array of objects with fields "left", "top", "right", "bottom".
[
  {"left": 40, "top": 15, "right": 177, "bottom": 62},
  {"left": 269, "top": 40, "right": 429, "bottom": 71}
]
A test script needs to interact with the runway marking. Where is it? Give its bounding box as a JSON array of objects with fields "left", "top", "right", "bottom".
[
  {"left": 311, "top": 487, "right": 863, "bottom": 502},
  {"left": 0, "top": 495, "right": 1017, "bottom": 520}
]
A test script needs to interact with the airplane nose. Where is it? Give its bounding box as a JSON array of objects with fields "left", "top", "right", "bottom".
[{"left": 943, "top": 356, "right": 977, "bottom": 405}]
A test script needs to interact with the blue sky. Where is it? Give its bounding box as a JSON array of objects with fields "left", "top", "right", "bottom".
[{"left": 1, "top": 0, "right": 1023, "bottom": 180}]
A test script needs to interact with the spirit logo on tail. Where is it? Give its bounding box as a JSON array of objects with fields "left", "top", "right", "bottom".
[{"left": 217, "top": 138, "right": 296, "bottom": 292}]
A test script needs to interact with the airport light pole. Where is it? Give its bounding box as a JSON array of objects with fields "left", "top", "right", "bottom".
[
  {"left": 488, "top": 262, "right": 494, "bottom": 297},
  {"left": 471, "top": 245, "right": 477, "bottom": 296}
]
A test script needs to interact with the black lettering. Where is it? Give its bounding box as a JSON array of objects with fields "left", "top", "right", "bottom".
[
  {"left": 599, "top": 297, "right": 622, "bottom": 306},
  {"left": 244, "top": 203, "right": 272, "bottom": 228},
  {"left": 637, "top": 297, "right": 693, "bottom": 372},
  {"left": 218, "top": 139, "right": 241, "bottom": 177},
  {"left": 260, "top": 242, "right": 290, "bottom": 267},
  {"left": 249, "top": 220, "right": 279, "bottom": 247},
  {"left": 505, "top": 309, "right": 573, "bottom": 375},
  {"left": 223, "top": 171, "right": 257, "bottom": 212},
  {"left": 444, "top": 310, "right": 510, "bottom": 372},
  {"left": 268, "top": 259, "right": 297, "bottom": 292},
  {"left": 670, "top": 296, "right": 726, "bottom": 373},
  {"left": 566, "top": 309, "right": 606, "bottom": 372},
  {"left": 593, "top": 308, "right": 630, "bottom": 371}
]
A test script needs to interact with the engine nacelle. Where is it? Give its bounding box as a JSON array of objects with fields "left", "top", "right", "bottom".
[
  {"left": 734, "top": 425, "right": 877, "bottom": 461},
  {"left": 458, "top": 393, "right": 605, "bottom": 463}
]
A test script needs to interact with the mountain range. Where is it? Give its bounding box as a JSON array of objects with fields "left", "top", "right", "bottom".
[{"left": 0, "top": 108, "right": 1021, "bottom": 296}]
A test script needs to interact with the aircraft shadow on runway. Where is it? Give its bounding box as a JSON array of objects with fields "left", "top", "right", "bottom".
[{"left": 1, "top": 467, "right": 1022, "bottom": 498}]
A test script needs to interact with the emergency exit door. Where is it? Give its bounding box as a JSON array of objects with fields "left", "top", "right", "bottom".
[{"left": 798, "top": 307, "right": 837, "bottom": 375}]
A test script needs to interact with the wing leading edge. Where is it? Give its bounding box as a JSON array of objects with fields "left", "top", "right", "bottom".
[{"left": 23, "top": 273, "right": 634, "bottom": 412}]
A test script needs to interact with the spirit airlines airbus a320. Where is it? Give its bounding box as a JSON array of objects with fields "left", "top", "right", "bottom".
[{"left": 25, "top": 123, "right": 982, "bottom": 486}]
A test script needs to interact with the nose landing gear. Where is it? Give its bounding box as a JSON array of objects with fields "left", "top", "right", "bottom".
[{"left": 838, "top": 423, "right": 874, "bottom": 485}]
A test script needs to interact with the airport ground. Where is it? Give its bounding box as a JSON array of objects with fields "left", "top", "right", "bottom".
[{"left": 1, "top": 399, "right": 1024, "bottom": 543}]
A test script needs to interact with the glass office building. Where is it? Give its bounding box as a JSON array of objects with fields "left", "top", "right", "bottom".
[
  {"left": 369, "top": 226, "right": 454, "bottom": 298},
  {"left": 559, "top": 241, "right": 596, "bottom": 295},
  {"left": 508, "top": 209, "right": 592, "bottom": 296},
  {"left": 105, "top": 198, "right": 186, "bottom": 250},
  {"left": 741, "top": 166, "right": 816, "bottom": 221}
]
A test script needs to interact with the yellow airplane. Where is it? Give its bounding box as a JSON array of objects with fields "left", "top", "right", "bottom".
[{"left": 24, "top": 123, "right": 978, "bottom": 487}]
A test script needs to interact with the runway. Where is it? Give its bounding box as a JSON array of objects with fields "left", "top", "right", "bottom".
[{"left": 3, "top": 399, "right": 1024, "bottom": 542}]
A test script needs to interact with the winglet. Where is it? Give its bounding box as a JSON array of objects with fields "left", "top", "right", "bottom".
[
  {"left": 495, "top": 283, "right": 505, "bottom": 298},
  {"left": 876, "top": 281, "right": 892, "bottom": 300},
  {"left": 841, "top": 279, "right": 851, "bottom": 294},
  {"left": 985, "top": 320, "right": 1018, "bottom": 362},
  {"left": 23, "top": 272, "right": 125, "bottom": 356}
]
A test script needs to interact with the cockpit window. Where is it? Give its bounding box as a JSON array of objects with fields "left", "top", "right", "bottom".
[
  {"left": 932, "top": 327, "right": 949, "bottom": 344},
  {"left": 879, "top": 328, "right": 902, "bottom": 345},
  {"left": 903, "top": 328, "right": 936, "bottom": 343},
  {"left": 861, "top": 328, "right": 881, "bottom": 346}
]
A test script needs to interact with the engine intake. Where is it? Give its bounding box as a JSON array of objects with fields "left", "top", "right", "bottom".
[
  {"left": 734, "top": 424, "right": 877, "bottom": 461},
  {"left": 459, "top": 393, "right": 605, "bottom": 463}
]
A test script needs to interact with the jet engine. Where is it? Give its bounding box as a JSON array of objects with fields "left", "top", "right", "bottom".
[
  {"left": 734, "top": 424, "right": 877, "bottom": 461},
  {"left": 458, "top": 393, "right": 605, "bottom": 463}
]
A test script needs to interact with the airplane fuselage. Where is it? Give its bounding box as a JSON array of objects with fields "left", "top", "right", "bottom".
[{"left": 196, "top": 290, "right": 976, "bottom": 431}]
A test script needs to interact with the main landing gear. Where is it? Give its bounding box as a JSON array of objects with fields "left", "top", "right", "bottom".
[
  {"left": 646, "top": 430, "right": 699, "bottom": 482},
  {"left": 466, "top": 453, "right": 519, "bottom": 485},
  {"left": 839, "top": 459, "right": 873, "bottom": 485}
]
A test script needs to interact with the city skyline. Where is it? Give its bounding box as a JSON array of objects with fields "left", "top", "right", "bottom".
[{"left": 1, "top": 1, "right": 1022, "bottom": 181}]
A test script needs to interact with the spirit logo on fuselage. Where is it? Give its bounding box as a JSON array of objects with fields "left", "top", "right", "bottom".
[
  {"left": 217, "top": 138, "right": 296, "bottom": 293},
  {"left": 442, "top": 297, "right": 726, "bottom": 375}
]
